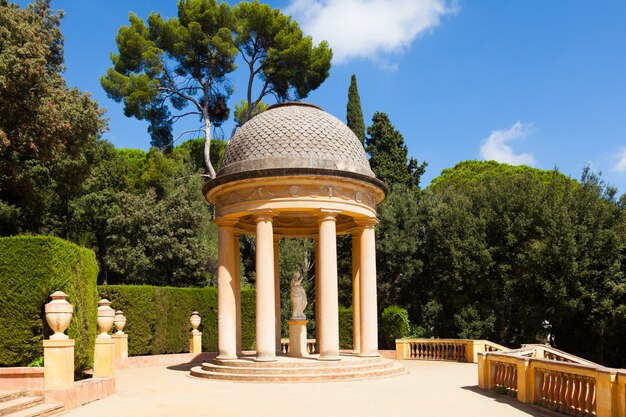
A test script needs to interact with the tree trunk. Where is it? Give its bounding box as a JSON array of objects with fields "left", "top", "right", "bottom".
[{"left": 203, "top": 116, "right": 216, "bottom": 179}]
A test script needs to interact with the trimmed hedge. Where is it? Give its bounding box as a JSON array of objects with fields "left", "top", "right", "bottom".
[
  {"left": 339, "top": 306, "right": 353, "bottom": 349},
  {"left": 98, "top": 285, "right": 256, "bottom": 355},
  {"left": 381, "top": 305, "right": 411, "bottom": 348},
  {"left": 0, "top": 236, "right": 98, "bottom": 371}
]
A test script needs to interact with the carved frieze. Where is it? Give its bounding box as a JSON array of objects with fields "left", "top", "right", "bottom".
[{"left": 216, "top": 183, "right": 376, "bottom": 209}]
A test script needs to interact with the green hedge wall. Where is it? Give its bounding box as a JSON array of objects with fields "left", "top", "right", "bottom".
[
  {"left": 98, "top": 285, "right": 256, "bottom": 355},
  {"left": 0, "top": 236, "right": 98, "bottom": 371}
]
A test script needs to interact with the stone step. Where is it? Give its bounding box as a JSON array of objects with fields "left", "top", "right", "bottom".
[
  {"left": 0, "top": 392, "right": 27, "bottom": 404},
  {"left": 202, "top": 359, "right": 394, "bottom": 375},
  {"left": 3, "top": 402, "right": 64, "bottom": 417},
  {"left": 0, "top": 396, "right": 43, "bottom": 416},
  {"left": 213, "top": 355, "right": 381, "bottom": 368},
  {"left": 190, "top": 362, "right": 407, "bottom": 383}
]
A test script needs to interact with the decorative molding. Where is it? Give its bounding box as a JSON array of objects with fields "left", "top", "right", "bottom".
[{"left": 216, "top": 183, "right": 376, "bottom": 209}]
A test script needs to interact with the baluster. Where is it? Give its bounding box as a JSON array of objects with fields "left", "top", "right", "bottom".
[
  {"left": 513, "top": 365, "right": 518, "bottom": 391},
  {"left": 583, "top": 379, "right": 591, "bottom": 414},
  {"left": 577, "top": 377, "right": 585, "bottom": 415},
  {"left": 589, "top": 380, "right": 596, "bottom": 417},
  {"left": 570, "top": 376, "right": 579, "bottom": 415},
  {"left": 494, "top": 362, "right": 501, "bottom": 386},
  {"left": 411, "top": 343, "right": 416, "bottom": 359},
  {"left": 563, "top": 374, "right": 572, "bottom": 412},
  {"left": 435, "top": 343, "right": 440, "bottom": 359},
  {"left": 558, "top": 374, "right": 566, "bottom": 411},
  {"left": 546, "top": 373, "right": 554, "bottom": 405},
  {"left": 537, "top": 370, "right": 546, "bottom": 406},
  {"left": 505, "top": 364, "right": 511, "bottom": 390}
]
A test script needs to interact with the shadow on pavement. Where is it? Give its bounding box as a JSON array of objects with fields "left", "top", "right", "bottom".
[{"left": 461, "top": 385, "right": 555, "bottom": 417}]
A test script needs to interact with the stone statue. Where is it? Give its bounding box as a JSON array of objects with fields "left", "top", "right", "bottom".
[{"left": 290, "top": 272, "right": 307, "bottom": 320}]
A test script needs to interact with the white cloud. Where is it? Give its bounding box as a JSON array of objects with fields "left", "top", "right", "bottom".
[
  {"left": 479, "top": 121, "right": 536, "bottom": 166},
  {"left": 285, "top": 0, "right": 456, "bottom": 65},
  {"left": 612, "top": 147, "right": 626, "bottom": 173}
]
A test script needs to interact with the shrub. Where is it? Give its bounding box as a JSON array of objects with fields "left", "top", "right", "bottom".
[
  {"left": 0, "top": 236, "right": 98, "bottom": 372},
  {"left": 98, "top": 285, "right": 256, "bottom": 355},
  {"left": 381, "top": 305, "right": 411, "bottom": 348},
  {"left": 339, "top": 306, "right": 353, "bottom": 349}
]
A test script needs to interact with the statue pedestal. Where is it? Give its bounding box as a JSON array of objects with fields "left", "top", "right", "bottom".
[
  {"left": 189, "top": 331, "right": 202, "bottom": 354},
  {"left": 288, "top": 319, "right": 308, "bottom": 358}
]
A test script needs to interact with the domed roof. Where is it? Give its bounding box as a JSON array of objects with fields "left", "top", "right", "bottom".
[{"left": 216, "top": 102, "right": 375, "bottom": 179}]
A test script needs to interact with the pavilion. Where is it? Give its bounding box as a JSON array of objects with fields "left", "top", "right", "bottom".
[{"left": 202, "top": 102, "right": 388, "bottom": 367}]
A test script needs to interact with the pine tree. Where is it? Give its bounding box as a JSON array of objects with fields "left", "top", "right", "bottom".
[
  {"left": 365, "top": 112, "right": 426, "bottom": 189},
  {"left": 346, "top": 74, "right": 365, "bottom": 143}
]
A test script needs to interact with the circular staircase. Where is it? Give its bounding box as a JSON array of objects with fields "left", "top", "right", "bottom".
[{"left": 189, "top": 354, "right": 406, "bottom": 383}]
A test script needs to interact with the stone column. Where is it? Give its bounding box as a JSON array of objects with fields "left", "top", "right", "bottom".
[
  {"left": 358, "top": 219, "right": 380, "bottom": 357},
  {"left": 233, "top": 233, "right": 242, "bottom": 356},
  {"left": 351, "top": 232, "right": 361, "bottom": 354},
  {"left": 314, "top": 236, "right": 321, "bottom": 354},
  {"left": 273, "top": 236, "right": 282, "bottom": 353},
  {"left": 254, "top": 211, "right": 277, "bottom": 362},
  {"left": 217, "top": 219, "right": 237, "bottom": 360},
  {"left": 317, "top": 210, "right": 341, "bottom": 361}
]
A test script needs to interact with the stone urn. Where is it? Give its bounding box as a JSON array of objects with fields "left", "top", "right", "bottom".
[
  {"left": 45, "top": 291, "right": 73, "bottom": 340},
  {"left": 97, "top": 299, "right": 115, "bottom": 339},
  {"left": 114, "top": 310, "right": 126, "bottom": 335},
  {"left": 190, "top": 311, "right": 201, "bottom": 334}
]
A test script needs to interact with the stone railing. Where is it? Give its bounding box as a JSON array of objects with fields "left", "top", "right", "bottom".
[
  {"left": 479, "top": 350, "right": 626, "bottom": 417},
  {"left": 395, "top": 339, "right": 508, "bottom": 363},
  {"left": 280, "top": 338, "right": 316, "bottom": 355}
]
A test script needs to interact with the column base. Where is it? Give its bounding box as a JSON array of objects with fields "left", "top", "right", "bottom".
[
  {"left": 254, "top": 354, "right": 277, "bottom": 362},
  {"left": 358, "top": 352, "right": 380, "bottom": 358},
  {"left": 216, "top": 354, "right": 238, "bottom": 361},
  {"left": 287, "top": 319, "right": 308, "bottom": 358},
  {"left": 317, "top": 354, "right": 341, "bottom": 361}
]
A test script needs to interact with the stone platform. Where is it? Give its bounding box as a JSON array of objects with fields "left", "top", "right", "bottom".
[{"left": 189, "top": 353, "right": 406, "bottom": 383}]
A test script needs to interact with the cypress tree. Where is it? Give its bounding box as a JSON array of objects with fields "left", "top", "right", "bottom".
[{"left": 346, "top": 74, "right": 365, "bottom": 143}]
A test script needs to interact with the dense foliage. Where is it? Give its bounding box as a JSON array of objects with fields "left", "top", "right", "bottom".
[
  {"left": 0, "top": 236, "right": 98, "bottom": 372},
  {"left": 380, "top": 305, "right": 411, "bottom": 348},
  {"left": 0, "top": 0, "right": 105, "bottom": 235},
  {"left": 380, "top": 161, "right": 626, "bottom": 367},
  {"left": 98, "top": 285, "right": 257, "bottom": 355}
]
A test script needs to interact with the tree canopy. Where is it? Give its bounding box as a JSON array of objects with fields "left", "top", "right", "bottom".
[
  {"left": 0, "top": 0, "right": 105, "bottom": 235},
  {"left": 101, "top": 0, "right": 332, "bottom": 177}
]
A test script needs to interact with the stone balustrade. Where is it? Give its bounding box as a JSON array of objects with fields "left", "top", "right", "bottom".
[
  {"left": 395, "top": 338, "right": 507, "bottom": 363},
  {"left": 280, "top": 338, "right": 317, "bottom": 355},
  {"left": 479, "top": 350, "right": 626, "bottom": 417}
]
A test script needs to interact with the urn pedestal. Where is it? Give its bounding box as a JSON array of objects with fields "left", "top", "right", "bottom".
[
  {"left": 189, "top": 312, "right": 202, "bottom": 354},
  {"left": 43, "top": 291, "right": 75, "bottom": 389},
  {"left": 112, "top": 310, "right": 128, "bottom": 360},
  {"left": 287, "top": 319, "right": 308, "bottom": 358},
  {"left": 94, "top": 299, "right": 115, "bottom": 378}
]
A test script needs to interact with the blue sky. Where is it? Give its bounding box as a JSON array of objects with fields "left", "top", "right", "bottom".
[{"left": 21, "top": 0, "right": 626, "bottom": 192}]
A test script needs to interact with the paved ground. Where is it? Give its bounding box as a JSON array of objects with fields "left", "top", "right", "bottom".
[{"left": 64, "top": 360, "right": 552, "bottom": 417}]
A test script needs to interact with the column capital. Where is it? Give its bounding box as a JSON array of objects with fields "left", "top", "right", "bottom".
[
  {"left": 355, "top": 217, "right": 379, "bottom": 229},
  {"left": 215, "top": 217, "right": 238, "bottom": 228},
  {"left": 249, "top": 209, "right": 278, "bottom": 223},
  {"left": 316, "top": 209, "right": 341, "bottom": 222}
]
